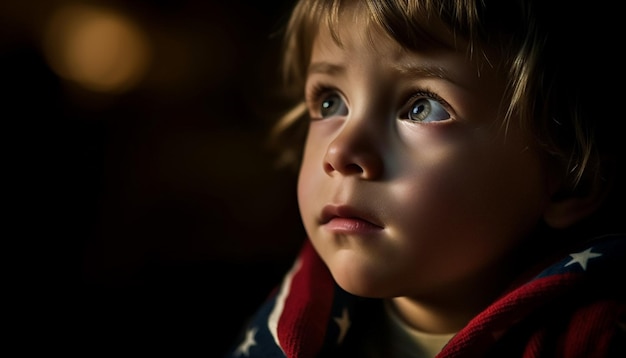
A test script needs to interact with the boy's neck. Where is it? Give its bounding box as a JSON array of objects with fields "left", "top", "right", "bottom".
[
  {"left": 388, "top": 261, "right": 515, "bottom": 334},
  {"left": 389, "top": 296, "right": 474, "bottom": 334}
]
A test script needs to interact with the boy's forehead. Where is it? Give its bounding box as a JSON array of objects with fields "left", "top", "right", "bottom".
[
  {"left": 311, "top": 21, "right": 401, "bottom": 60},
  {"left": 311, "top": 4, "right": 467, "bottom": 60},
  {"left": 310, "top": 14, "right": 469, "bottom": 66}
]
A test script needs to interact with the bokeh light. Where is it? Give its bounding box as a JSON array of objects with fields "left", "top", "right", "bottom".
[{"left": 43, "top": 4, "right": 151, "bottom": 94}]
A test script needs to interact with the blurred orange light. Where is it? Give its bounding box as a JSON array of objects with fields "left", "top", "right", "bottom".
[{"left": 43, "top": 4, "right": 151, "bottom": 94}]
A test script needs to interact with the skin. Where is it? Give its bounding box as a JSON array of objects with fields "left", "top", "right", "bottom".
[{"left": 297, "top": 14, "right": 562, "bottom": 334}]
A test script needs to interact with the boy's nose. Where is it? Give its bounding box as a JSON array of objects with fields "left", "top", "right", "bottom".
[{"left": 322, "top": 120, "right": 384, "bottom": 180}]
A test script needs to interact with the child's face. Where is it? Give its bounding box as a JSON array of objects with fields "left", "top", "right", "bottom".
[{"left": 297, "top": 17, "right": 558, "bottom": 299}]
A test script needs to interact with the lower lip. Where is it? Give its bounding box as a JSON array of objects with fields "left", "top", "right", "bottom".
[{"left": 323, "top": 217, "right": 383, "bottom": 235}]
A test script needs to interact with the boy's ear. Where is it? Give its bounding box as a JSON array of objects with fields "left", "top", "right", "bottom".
[{"left": 543, "top": 173, "right": 611, "bottom": 229}]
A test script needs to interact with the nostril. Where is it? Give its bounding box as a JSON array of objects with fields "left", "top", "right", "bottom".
[
  {"left": 344, "top": 163, "right": 364, "bottom": 174},
  {"left": 324, "top": 161, "right": 365, "bottom": 176}
]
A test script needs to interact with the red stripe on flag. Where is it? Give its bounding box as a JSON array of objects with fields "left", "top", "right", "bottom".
[
  {"left": 441, "top": 273, "right": 581, "bottom": 357},
  {"left": 278, "top": 240, "right": 336, "bottom": 358}
]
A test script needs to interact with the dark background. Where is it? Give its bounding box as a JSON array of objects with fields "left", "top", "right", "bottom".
[{"left": 4, "top": 0, "right": 305, "bottom": 355}]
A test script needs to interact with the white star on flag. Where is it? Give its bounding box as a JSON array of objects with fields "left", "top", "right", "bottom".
[
  {"left": 235, "top": 327, "right": 258, "bottom": 356},
  {"left": 564, "top": 247, "right": 602, "bottom": 271},
  {"left": 334, "top": 308, "right": 351, "bottom": 344}
]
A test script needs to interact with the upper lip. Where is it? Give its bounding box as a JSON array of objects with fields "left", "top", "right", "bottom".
[{"left": 320, "top": 204, "right": 384, "bottom": 228}]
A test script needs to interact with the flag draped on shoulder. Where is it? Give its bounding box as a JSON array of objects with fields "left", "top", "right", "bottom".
[{"left": 225, "top": 234, "right": 626, "bottom": 357}]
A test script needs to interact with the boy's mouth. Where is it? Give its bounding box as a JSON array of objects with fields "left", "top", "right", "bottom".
[{"left": 319, "top": 204, "right": 384, "bottom": 234}]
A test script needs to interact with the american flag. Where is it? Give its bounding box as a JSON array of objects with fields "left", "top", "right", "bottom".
[{"left": 225, "top": 234, "right": 625, "bottom": 357}]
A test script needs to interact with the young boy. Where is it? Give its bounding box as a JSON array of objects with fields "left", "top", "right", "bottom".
[{"left": 226, "top": 0, "right": 625, "bottom": 356}]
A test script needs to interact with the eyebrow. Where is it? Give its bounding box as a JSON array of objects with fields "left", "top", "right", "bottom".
[
  {"left": 309, "top": 61, "right": 450, "bottom": 79},
  {"left": 308, "top": 62, "right": 345, "bottom": 76},
  {"left": 308, "top": 61, "right": 464, "bottom": 89},
  {"left": 394, "top": 63, "right": 455, "bottom": 83},
  {"left": 400, "top": 62, "right": 473, "bottom": 91}
]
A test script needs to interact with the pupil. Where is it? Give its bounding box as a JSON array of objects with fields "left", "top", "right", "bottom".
[{"left": 412, "top": 104, "right": 423, "bottom": 115}]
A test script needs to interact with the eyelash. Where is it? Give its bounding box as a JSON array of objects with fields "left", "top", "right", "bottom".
[
  {"left": 306, "top": 83, "right": 336, "bottom": 106},
  {"left": 402, "top": 90, "right": 450, "bottom": 115}
]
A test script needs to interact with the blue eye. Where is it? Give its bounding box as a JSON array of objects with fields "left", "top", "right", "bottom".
[
  {"left": 407, "top": 97, "right": 450, "bottom": 123},
  {"left": 320, "top": 93, "right": 348, "bottom": 118}
]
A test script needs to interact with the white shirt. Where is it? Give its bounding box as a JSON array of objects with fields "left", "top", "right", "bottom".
[{"left": 383, "top": 300, "right": 456, "bottom": 358}]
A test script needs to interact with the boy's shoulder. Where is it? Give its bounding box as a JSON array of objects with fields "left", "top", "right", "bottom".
[{"left": 454, "top": 233, "right": 626, "bottom": 357}]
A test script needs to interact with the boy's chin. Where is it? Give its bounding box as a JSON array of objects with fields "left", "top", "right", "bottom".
[{"left": 331, "top": 270, "right": 395, "bottom": 299}]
